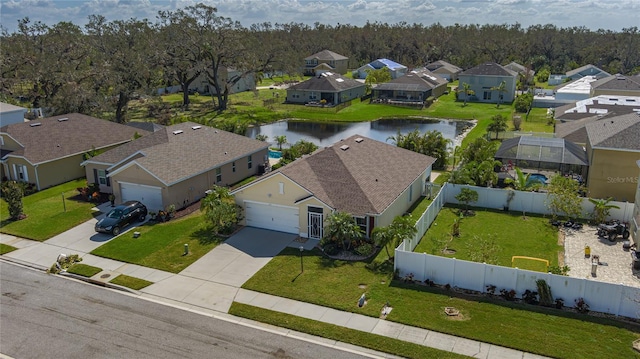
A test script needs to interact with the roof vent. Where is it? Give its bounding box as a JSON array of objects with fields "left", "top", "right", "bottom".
[
  {"left": 355, "top": 137, "right": 364, "bottom": 143},
  {"left": 340, "top": 145, "right": 349, "bottom": 151},
  {"left": 29, "top": 122, "right": 41, "bottom": 127},
  {"left": 192, "top": 125, "right": 202, "bottom": 130},
  {"left": 57, "top": 117, "right": 69, "bottom": 122},
  {"left": 172, "top": 130, "right": 184, "bottom": 135}
]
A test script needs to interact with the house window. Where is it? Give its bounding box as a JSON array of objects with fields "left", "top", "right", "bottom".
[
  {"left": 247, "top": 155, "right": 252, "bottom": 169},
  {"left": 232, "top": 161, "right": 236, "bottom": 173},
  {"left": 279, "top": 182, "right": 284, "bottom": 195},
  {"left": 483, "top": 91, "right": 492, "bottom": 100},
  {"left": 355, "top": 217, "right": 367, "bottom": 235},
  {"left": 97, "top": 169, "right": 107, "bottom": 185},
  {"left": 216, "top": 168, "right": 222, "bottom": 182},
  {"left": 13, "top": 164, "right": 28, "bottom": 182},
  {"left": 309, "top": 92, "right": 317, "bottom": 100}
]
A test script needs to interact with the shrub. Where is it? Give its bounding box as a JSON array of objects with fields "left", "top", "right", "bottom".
[
  {"left": 1, "top": 181, "right": 25, "bottom": 220},
  {"left": 322, "top": 243, "right": 339, "bottom": 255},
  {"left": 354, "top": 243, "right": 375, "bottom": 257},
  {"left": 513, "top": 93, "right": 533, "bottom": 113}
]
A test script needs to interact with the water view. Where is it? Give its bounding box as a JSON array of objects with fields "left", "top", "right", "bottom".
[{"left": 246, "top": 119, "right": 472, "bottom": 147}]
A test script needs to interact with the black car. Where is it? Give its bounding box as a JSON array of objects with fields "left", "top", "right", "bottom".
[{"left": 95, "top": 201, "right": 148, "bottom": 236}]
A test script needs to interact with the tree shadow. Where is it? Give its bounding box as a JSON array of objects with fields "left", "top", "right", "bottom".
[{"left": 189, "top": 227, "right": 225, "bottom": 246}]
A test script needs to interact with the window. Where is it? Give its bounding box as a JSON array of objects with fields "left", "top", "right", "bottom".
[
  {"left": 278, "top": 182, "right": 284, "bottom": 195},
  {"left": 232, "top": 161, "right": 236, "bottom": 173},
  {"left": 483, "top": 91, "right": 492, "bottom": 100},
  {"left": 97, "top": 170, "right": 107, "bottom": 185},
  {"left": 13, "top": 164, "right": 28, "bottom": 182},
  {"left": 216, "top": 168, "right": 222, "bottom": 182},
  {"left": 247, "top": 155, "right": 252, "bottom": 169},
  {"left": 309, "top": 92, "right": 317, "bottom": 100},
  {"left": 355, "top": 217, "right": 367, "bottom": 235}
]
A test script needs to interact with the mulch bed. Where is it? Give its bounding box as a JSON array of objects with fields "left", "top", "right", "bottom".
[{"left": 173, "top": 201, "right": 201, "bottom": 219}]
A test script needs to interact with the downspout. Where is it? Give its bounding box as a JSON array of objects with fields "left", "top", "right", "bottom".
[{"left": 34, "top": 164, "right": 41, "bottom": 190}]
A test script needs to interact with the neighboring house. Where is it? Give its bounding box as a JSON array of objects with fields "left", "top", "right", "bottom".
[
  {"left": 503, "top": 61, "right": 535, "bottom": 79},
  {"left": 372, "top": 69, "right": 448, "bottom": 103},
  {"left": 127, "top": 121, "right": 165, "bottom": 133},
  {"left": 0, "top": 113, "right": 145, "bottom": 190},
  {"left": 547, "top": 74, "right": 568, "bottom": 86},
  {"left": 0, "top": 102, "right": 27, "bottom": 126},
  {"left": 303, "top": 50, "right": 349, "bottom": 76},
  {"left": 286, "top": 72, "right": 365, "bottom": 106},
  {"left": 457, "top": 62, "right": 517, "bottom": 104},
  {"left": 585, "top": 113, "right": 640, "bottom": 201},
  {"left": 554, "top": 76, "right": 599, "bottom": 102},
  {"left": 232, "top": 135, "right": 436, "bottom": 239},
  {"left": 590, "top": 74, "right": 640, "bottom": 97},
  {"left": 188, "top": 67, "right": 255, "bottom": 95},
  {"left": 353, "top": 58, "right": 408, "bottom": 79},
  {"left": 82, "top": 122, "right": 269, "bottom": 212},
  {"left": 425, "top": 60, "right": 462, "bottom": 81},
  {"left": 566, "top": 64, "right": 610, "bottom": 81},
  {"left": 632, "top": 160, "right": 640, "bottom": 245}
]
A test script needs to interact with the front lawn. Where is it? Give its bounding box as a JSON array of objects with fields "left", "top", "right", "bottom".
[
  {"left": 67, "top": 263, "right": 102, "bottom": 277},
  {"left": 0, "top": 179, "right": 99, "bottom": 241},
  {"left": 241, "top": 248, "right": 640, "bottom": 359},
  {"left": 90, "top": 211, "right": 223, "bottom": 273},
  {"left": 110, "top": 274, "right": 153, "bottom": 290},
  {"left": 0, "top": 243, "right": 17, "bottom": 255},
  {"left": 413, "top": 206, "right": 561, "bottom": 269}
]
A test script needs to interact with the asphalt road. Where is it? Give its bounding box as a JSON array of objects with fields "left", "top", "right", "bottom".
[{"left": 0, "top": 262, "right": 370, "bottom": 359}]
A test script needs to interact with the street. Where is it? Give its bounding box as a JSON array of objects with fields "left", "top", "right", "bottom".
[{"left": 0, "top": 262, "right": 370, "bottom": 359}]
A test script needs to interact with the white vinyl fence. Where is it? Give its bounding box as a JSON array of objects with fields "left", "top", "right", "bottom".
[{"left": 395, "top": 183, "right": 639, "bottom": 318}]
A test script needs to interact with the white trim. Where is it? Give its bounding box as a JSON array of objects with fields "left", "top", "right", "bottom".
[
  {"left": 0, "top": 133, "right": 25, "bottom": 149},
  {"left": 231, "top": 172, "right": 312, "bottom": 197},
  {"left": 591, "top": 146, "right": 640, "bottom": 153},
  {"left": 294, "top": 195, "right": 334, "bottom": 211},
  {"left": 117, "top": 181, "right": 162, "bottom": 191},
  {"left": 107, "top": 160, "right": 167, "bottom": 186},
  {"left": 106, "top": 150, "right": 148, "bottom": 171},
  {"left": 243, "top": 199, "right": 298, "bottom": 211}
]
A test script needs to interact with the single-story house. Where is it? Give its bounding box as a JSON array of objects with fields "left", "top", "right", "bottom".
[
  {"left": 566, "top": 64, "right": 610, "bottom": 81},
  {"left": 504, "top": 62, "right": 535, "bottom": 79},
  {"left": 372, "top": 69, "right": 448, "bottom": 103},
  {"left": 457, "top": 62, "right": 517, "bottom": 104},
  {"left": 353, "top": 58, "right": 408, "bottom": 79},
  {"left": 590, "top": 74, "right": 640, "bottom": 97},
  {"left": 82, "top": 122, "right": 269, "bottom": 211},
  {"left": 0, "top": 102, "right": 27, "bottom": 126},
  {"left": 303, "top": 50, "right": 349, "bottom": 76},
  {"left": 585, "top": 112, "right": 640, "bottom": 201},
  {"left": 554, "top": 76, "right": 599, "bottom": 102},
  {"left": 286, "top": 72, "right": 365, "bottom": 106},
  {"left": 232, "top": 135, "right": 436, "bottom": 239},
  {"left": 1, "top": 113, "right": 146, "bottom": 190},
  {"left": 632, "top": 160, "right": 640, "bottom": 245},
  {"left": 425, "top": 60, "right": 462, "bottom": 81}
]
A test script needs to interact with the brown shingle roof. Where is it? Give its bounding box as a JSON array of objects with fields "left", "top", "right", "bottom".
[
  {"left": 0, "top": 113, "right": 146, "bottom": 164},
  {"left": 586, "top": 113, "right": 640, "bottom": 150},
  {"left": 375, "top": 69, "right": 447, "bottom": 92},
  {"left": 425, "top": 60, "right": 462, "bottom": 74},
  {"left": 460, "top": 62, "right": 517, "bottom": 77},
  {"left": 304, "top": 49, "right": 348, "bottom": 61},
  {"left": 591, "top": 74, "right": 640, "bottom": 92},
  {"left": 104, "top": 122, "right": 269, "bottom": 185},
  {"left": 277, "top": 135, "right": 436, "bottom": 216},
  {"left": 288, "top": 72, "right": 364, "bottom": 92}
]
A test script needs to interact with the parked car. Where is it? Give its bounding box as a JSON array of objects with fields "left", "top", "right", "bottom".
[{"left": 95, "top": 201, "right": 148, "bottom": 236}]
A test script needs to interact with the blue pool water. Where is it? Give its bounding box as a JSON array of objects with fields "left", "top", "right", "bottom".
[
  {"left": 268, "top": 150, "right": 282, "bottom": 159},
  {"left": 527, "top": 173, "right": 548, "bottom": 186}
]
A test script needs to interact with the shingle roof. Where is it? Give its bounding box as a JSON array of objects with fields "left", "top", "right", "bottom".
[
  {"left": 591, "top": 74, "right": 640, "bottom": 92},
  {"left": 127, "top": 121, "right": 165, "bottom": 133},
  {"left": 0, "top": 102, "right": 27, "bottom": 113},
  {"left": 304, "top": 49, "right": 348, "bottom": 61},
  {"left": 100, "top": 122, "right": 269, "bottom": 185},
  {"left": 566, "top": 64, "right": 609, "bottom": 78},
  {"left": 275, "top": 135, "right": 435, "bottom": 216},
  {"left": 0, "top": 113, "right": 146, "bottom": 164},
  {"left": 425, "top": 60, "right": 462, "bottom": 74},
  {"left": 372, "top": 58, "right": 406, "bottom": 70},
  {"left": 374, "top": 69, "right": 446, "bottom": 92},
  {"left": 288, "top": 72, "right": 364, "bottom": 92},
  {"left": 555, "top": 95, "right": 640, "bottom": 121},
  {"left": 585, "top": 113, "right": 640, "bottom": 150},
  {"left": 460, "top": 62, "right": 517, "bottom": 77},
  {"left": 504, "top": 62, "right": 535, "bottom": 77}
]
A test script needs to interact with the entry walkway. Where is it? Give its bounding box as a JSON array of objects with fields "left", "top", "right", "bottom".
[{"left": 1, "top": 219, "right": 550, "bottom": 359}]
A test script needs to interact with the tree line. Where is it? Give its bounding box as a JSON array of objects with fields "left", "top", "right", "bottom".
[{"left": 1, "top": 3, "right": 638, "bottom": 122}]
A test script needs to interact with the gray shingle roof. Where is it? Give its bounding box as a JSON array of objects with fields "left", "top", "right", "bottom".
[
  {"left": 288, "top": 72, "right": 364, "bottom": 92},
  {"left": 276, "top": 135, "right": 436, "bottom": 216},
  {"left": 460, "top": 62, "right": 517, "bottom": 77},
  {"left": 425, "top": 60, "right": 462, "bottom": 73},
  {"left": 304, "top": 49, "right": 348, "bottom": 61},
  {"left": 591, "top": 74, "right": 640, "bottom": 92},
  {"left": 566, "top": 64, "right": 609, "bottom": 78},
  {"left": 585, "top": 113, "right": 640, "bottom": 150},
  {"left": 374, "top": 69, "right": 446, "bottom": 92},
  {"left": 101, "top": 122, "right": 269, "bottom": 185},
  {"left": 1, "top": 113, "right": 146, "bottom": 164}
]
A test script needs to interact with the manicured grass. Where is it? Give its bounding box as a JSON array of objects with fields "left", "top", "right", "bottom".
[
  {"left": 0, "top": 179, "right": 99, "bottom": 241},
  {"left": 229, "top": 303, "right": 467, "bottom": 359},
  {"left": 91, "top": 211, "right": 223, "bottom": 273},
  {"left": 0, "top": 243, "right": 17, "bottom": 255},
  {"left": 407, "top": 196, "right": 433, "bottom": 224},
  {"left": 424, "top": 92, "right": 514, "bottom": 120},
  {"left": 519, "top": 107, "right": 554, "bottom": 133},
  {"left": 242, "top": 248, "right": 640, "bottom": 359},
  {"left": 413, "top": 206, "right": 561, "bottom": 268},
  {"left": 67, "top": 263, "right": 102, "bottom": 277},
  {"left": 110, "top": 274, "right": 153, "bottom": 290}
]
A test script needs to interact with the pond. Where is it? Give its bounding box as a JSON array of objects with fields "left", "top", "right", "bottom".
[{"left": 246, "top": 118, "right": 473, "bottom": 147}]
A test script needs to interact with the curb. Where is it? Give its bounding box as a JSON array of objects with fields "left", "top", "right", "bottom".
[
  {"left": 59, "top": 271, "right": 139, "bottom": 295},
  {"left": 0, "top": 256, "right": 48, "bottom": 272}
]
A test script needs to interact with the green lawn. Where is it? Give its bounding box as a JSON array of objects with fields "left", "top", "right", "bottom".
[
  {"left": 91, "top": 211, "right": 223, "bottom": 273},
  {"left": 519, "top": 107, "right": 553, "bottom": 133},
  {"left": 0, "top": 243, "right": 17, "bottom": 255},
  {"left": 67, "top": 263, "right": 102, "bottom": 277},
  {"left": 424, "top": 92, "right": 514, "bottom": 120},
  {"left": 241, "top": 248, "right": 640, "bottom": 359},
  {"left": 110, "top": 274, "right": 153, "bottom": 290},
  {"left": 413, "top": 206, "right": 561, "bottom": 269},
  {"left": 0, "top": 179, "right": 99, "bottom": 241}
]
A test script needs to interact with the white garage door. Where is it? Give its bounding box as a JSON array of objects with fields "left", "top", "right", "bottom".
[
  {"left": 120, "top": 182, "right": 163, "bottom": 211},
  {"left": 245, "top": 201, "right": 299, "bottom": 234}
]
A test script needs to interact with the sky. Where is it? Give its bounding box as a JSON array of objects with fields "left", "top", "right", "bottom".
[{"left": 1, "top": 0, "right": 638, "bottom": 33}]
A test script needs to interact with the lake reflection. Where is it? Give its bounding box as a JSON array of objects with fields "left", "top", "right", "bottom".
[{"left": 246, "top": 119, "right": 470, "bottom": 147}]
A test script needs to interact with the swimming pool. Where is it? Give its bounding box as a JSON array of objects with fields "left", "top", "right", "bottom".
[
  {"left": 527, "top": 173, "right": 548, "bottom": 186},
  {"left": 268, "top": 150, "right": 282, "bottom": 159}
]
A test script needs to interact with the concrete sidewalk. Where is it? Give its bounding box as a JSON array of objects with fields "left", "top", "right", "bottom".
[{"left": 1, "top": 219, "right": 550, "bottom": 359}]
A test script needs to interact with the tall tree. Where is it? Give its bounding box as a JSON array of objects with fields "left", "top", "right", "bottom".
[
  {"left": 457, "top": 82, "right": 474, "bottom": 106},
  {"left": 372, "top": 216, "right": 417, "bottom": 260},
  {"left": 546, "top": 175, "right": 583, "bottom": 220},
  {"left": 388, "top": 129, "right": 450, "bottom": 170},
  {"left": 487, "top": 114, "right": 508, "bottom": 139},
  {"left": 491, "top": 80, "right": 508, "bottom": 108}
]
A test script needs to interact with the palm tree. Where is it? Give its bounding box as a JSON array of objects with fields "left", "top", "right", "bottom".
[
  {"left": 323, "top": 211, "right": 363, "bottom": 250},
  {"left": 457, "top": 82, "right": 474, "bottom": 106},
  {"left": 487, "top": 114, "right": 508, "bottom": 139},
  {"left": 588, "top": 197, "right": 620, "bottom": 224},
  {"left": 491, "top": 80, "right": 507, "bottom": 108},
  {"left": 274, "top": 135, "right": 287, "bottom": 150},
  {"left": 255, "top": 134, "right": 268, "bottom": 142},
  {"left": 372, "top": 216, "right": 417, "bottom": 260},
  {"left": 200, "top": 186, "right": 239, "bottom": 234},
  {"left": 505, "top": 167, "right": 531, "bottom": 190}
]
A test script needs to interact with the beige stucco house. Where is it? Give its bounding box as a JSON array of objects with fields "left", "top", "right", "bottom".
[
  {"left": 232, "top": 135, "right": 436, "bottom": 239},
  {"left": 1, "top": 113, "right": 144, "bottom": 190},
  {"left": 286, "top": 72, "right": 365, "bottom": 106},
  {"left": 303, "top": 50, "right": 349, "bottom": 76},
  {"left": 82, "top": 122, "right": 268, "bottom": 211},
  {"left": 585, "top": 113, "right": 640, "bottom": 201},
  {"left": 590, "top": 74, "right": 640, "bottom": 97},
  {"left": 425, "top": 60, "right": 462, "bottom": 81}
]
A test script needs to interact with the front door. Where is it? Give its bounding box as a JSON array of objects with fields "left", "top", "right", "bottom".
[{"left": 308, "top": 206, "right": 323, "bottom": 240}]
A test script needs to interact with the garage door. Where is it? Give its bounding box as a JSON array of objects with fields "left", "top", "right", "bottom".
[
  {"left": 245, "top": 201, "right": 299, "bottom": 234},
  {"left": 120, "top": 182, "right": 163, "bottom": 211}
]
